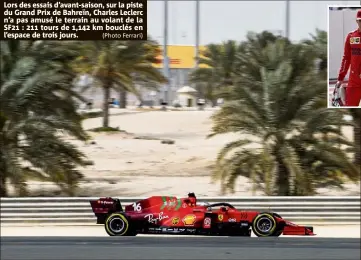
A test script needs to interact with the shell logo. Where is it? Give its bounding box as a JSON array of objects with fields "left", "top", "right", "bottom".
[{"left": 182, "top": 214, "right": 196, "bottom": 226}]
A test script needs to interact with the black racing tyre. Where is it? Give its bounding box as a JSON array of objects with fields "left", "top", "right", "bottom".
[
  {"left": 104, "top": 213, "right": 133, "bottom": 236},
  {"left": 252, "top": 213, "right": 278, "bottom": 237},
  {"left": 273, "top": 213, "right": 282, "bottom": 219},
  {"left": 271, "top": 213, "right": 283, "bottom": 237},
  {"left": 271, "top": 230, "right": 283, "bottom": 237}
]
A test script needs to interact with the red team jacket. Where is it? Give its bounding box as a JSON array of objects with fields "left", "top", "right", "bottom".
[{"left": 337, "top": 29, "right": 361, "bottom": 88}]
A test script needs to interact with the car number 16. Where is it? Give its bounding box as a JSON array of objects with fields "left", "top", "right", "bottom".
[{"left": 132, "top": 202, "right": 142, "bottom": 212}]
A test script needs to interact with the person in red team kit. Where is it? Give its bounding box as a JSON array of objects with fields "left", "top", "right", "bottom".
[{"left": 335, "top": 10, "right": 361, "bottom": 106}]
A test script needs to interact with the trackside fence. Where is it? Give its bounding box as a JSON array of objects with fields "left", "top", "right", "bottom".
[{"left": 1, "top": 196, "right": 360, "bottom": 225}]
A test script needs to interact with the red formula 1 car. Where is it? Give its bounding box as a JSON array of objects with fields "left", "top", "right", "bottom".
[{"left": 89, "top": 193, "right": 315, "bottom": 237}]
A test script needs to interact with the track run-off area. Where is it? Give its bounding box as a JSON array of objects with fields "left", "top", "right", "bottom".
[
  {"left": 1, "top": 225, "right": 360, "bottom": 260},
  {"left": 1, "top": 236, "right": 360, "bottom": 260}
]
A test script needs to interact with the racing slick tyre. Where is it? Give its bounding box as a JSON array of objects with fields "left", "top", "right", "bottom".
[
  {"left": 104, "top": 213, "right": 135, "bottom": 236},
  {"left": 270, "top": 213, "right": 283, "bottom": 237},
  {"left": 252, "top": 213, "right": 279, "bottom": 237}
]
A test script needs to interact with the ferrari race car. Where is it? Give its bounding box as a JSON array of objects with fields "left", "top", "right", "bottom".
[{"left": 89, "top": 193, "right": 315, "bottom": 237}]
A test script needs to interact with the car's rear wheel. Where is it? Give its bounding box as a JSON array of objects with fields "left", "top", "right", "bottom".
[
  {"left": 252, "top": 213, "right": 278, "bottom": 237},
  {"left": 105, "top": 213, "right": 134, "bottom": 236}
]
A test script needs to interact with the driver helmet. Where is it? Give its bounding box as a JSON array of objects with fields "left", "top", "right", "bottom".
[
  {"left": 187, "top": 192, "right": 197, "bottom": 206},
  {"left": 188, "top": 192, "right": 196, "bottom": 198}
]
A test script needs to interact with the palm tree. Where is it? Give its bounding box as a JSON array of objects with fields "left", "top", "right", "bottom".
[
  {"left": 190, "top": 32, "right": 285, "bottom": 106},
  {"left": 348, "top": 109, "right": 361, "bottom": 166},
  {"left": 302, "top": 29, "right": 328, "bottom": 111},
  {"left": 0, "top": 40, "right": 88, "bottom": 197},
  {"left": 208, "top": 38, "right": 359, "bottom": 195},
  {"left": 303, "top": 29, "right": 327, "bottom": 74},
  {"left": 74, "top": 39, "right": 167, "bottom": 128},
  {"left": 189, "top": 40, "right": 241, "bottom": 105},
  {"left": 117, "top": 40, "right": 164, "bottom": 109},
  {"left": 303, "top": 30, "right": 360, "bottom": 167}
]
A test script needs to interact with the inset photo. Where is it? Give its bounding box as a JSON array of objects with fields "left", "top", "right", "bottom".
[{"left": 328, "top": 6, "right": 361, "bottom": 108}]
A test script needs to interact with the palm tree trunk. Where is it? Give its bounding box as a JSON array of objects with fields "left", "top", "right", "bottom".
[
  {"left": 102, "top": 86, "right": 110, "bottom": 128},
  {"left": 119, "top": 89, "right": 127, "bottom": 109},
  {"left": 0, "top": 150, "right": 7, "bottom": 197},
  {"left": 275, "top": 155, "right": 290, "bottom": 196},
  {"left": 0, "top": 174, "right": 7, "bottom": 197},
  {"left": 211, "top": 99, "right": 218, "bottom": 107},
  {"left": 0, "top": 128, "right": 7, "bottom": 196},
  {"left": 354, "top": 115, "right": 361, "bottom": 166}
]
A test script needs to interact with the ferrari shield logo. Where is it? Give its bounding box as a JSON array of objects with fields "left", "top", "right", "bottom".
[
  {"left": 171, "top": 217, "right": 179, "bottom": 225},
  {"left": 182, "top": 214, "right": 196, "bottom": 226},
  {"left": 218, "top": 214, "right": 223, "bottom": 221}
]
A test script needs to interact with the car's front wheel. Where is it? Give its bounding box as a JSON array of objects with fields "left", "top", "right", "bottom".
[
  {"left": 105, "top": 213, "right": 134, "bottom": 236},
  {"left": 252, "top": 213, "right": 279, "bottom": 237}
]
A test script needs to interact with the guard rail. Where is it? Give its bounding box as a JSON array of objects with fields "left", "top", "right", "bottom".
[{"left": 1, "top": 196, "right": 360, "bottom": 225}]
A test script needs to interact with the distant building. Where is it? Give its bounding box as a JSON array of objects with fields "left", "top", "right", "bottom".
[
  {"left": 148, "top": 45, "right": 208, "bottom": 106},
  {"left": 176, "top": 86, "right": 198, "bottom": 107},
  {"left": 74, "top": 45, "right": 209, "bottom": 108}
]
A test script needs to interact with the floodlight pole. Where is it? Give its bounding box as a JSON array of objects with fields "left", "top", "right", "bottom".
[
  {"left": 285, "top": 0, "right": 290, "bottom": 39},
  {"left": 163, "top": 0, "right": 170, "bottom": 106},
  {"left": 195, "top": 0, "right": 200, "bottom": 69}
]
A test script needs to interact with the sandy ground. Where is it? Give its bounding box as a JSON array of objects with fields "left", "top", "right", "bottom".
[
  {"left": 1, "top": 225, "right": 359, "bottom": 238},
  {"left": 18, "top": 108, "right": 360, "bottom": 197}
]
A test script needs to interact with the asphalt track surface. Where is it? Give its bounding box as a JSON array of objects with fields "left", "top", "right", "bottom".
[{"left": 1, "top": 237, "right": 360, "bottom": 260}]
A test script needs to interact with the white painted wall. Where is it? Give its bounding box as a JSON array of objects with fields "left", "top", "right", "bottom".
[{"left": 178, "top": 93, "right": 197, "bottom": 107}]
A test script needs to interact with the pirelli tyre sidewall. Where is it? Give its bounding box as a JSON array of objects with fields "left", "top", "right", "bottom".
[
  {"left": 105, "top": 213, "right": 130, "bottom": 236},
  {"left": 252, "top": 213, "right": 278, "bottom": 237},
  {"left": 271, "top": 213, "right": 284, "bottom": 237}
]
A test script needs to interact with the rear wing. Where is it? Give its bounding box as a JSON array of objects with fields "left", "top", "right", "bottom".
[{"left": 89, "top": 197, "right": 123, "bottom": 224}]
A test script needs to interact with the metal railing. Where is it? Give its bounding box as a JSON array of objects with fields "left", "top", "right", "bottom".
[{"left": 1, "top": 196, "right": 360, "bottom": 225}]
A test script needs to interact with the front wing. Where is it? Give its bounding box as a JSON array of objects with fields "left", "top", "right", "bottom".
[{"left": 282, "top": 221, "right": 315, "bottom": 236}]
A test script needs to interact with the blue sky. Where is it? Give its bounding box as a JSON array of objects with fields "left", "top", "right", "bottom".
[{"left": 147, "top": 0, "right": 361, "bottom": 45}]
